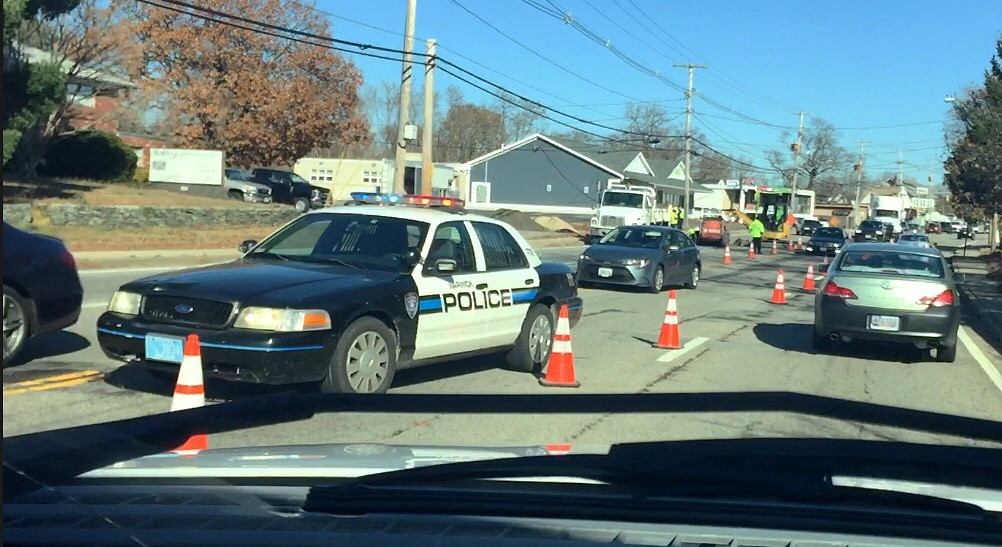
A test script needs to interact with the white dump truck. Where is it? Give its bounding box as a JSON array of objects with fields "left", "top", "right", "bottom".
[
  {"left": 589, "top": 184, "right": 670, "bottom": 241},
  {"left": 868, "top": 195, "right": 906, "bottom": 236}
]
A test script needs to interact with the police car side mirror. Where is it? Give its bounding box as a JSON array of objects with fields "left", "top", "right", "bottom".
[
  {"left": 432, "top": 258, "right": 457, "bottom": 274},
  {"left": 238, "top": 239, "right": 257, "bottom": 253}
]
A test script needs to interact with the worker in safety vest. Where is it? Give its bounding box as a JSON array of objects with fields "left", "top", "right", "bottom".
[
  {"left": 676, "top": 206, "right": 685, "bottom": 229},
  {"left": 667, "top": 205, "right": 678, "bottom": 227},
  {"left": 748, "top": 215, "right": 765, "bottom": 255}
]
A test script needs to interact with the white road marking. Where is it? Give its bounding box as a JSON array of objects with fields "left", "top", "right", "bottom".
[
  {"left": 958, "top": 326, "right": 1002, "bottom": 395},
  {"left": 656, "top": 336, "right": 710, "bottom": 363}
]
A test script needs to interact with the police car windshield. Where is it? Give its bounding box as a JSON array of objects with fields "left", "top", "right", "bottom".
[
  {"left": 248, "top": 213, "right": 428, "bottom": 272},
  {"left": 602, "top": 192, "right": 644, "bottom": 208},
  {"left": 598, "top": 227, "right": 665, "bottom": 248}
]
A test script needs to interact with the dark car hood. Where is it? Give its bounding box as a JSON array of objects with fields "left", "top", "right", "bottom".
[
  {"left": 122, "top": 259, "right": 400, "bottom": 304},
  {"left": 584, "top": 244, "right": 660, "bottom": 262}
]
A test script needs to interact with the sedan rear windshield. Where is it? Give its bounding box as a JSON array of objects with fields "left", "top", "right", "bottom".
[
  {"left": 813, "top": 227, "right": 844, "bottom": 238},
  {"left": 598, "top": 227, "right": 665, "bottom": 248},
  {"left": 860, "top": 221, "right": 884, "bottom": 230},
  {"left": 837, "top": 250, "right": 944, "bottom": 279},
  {"left": 802, "top": 220, "right": 822, "bottom": 228}
]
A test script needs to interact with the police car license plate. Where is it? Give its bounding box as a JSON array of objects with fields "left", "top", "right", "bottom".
[
  {"left": 597, "top": 267, "right": 613, "bottom": 278},
  {"left": 868, "top": 315, "right": 900, "bottom": 332},
  {"left": 145, "top": 334, "right": 184, "bottom": 363}
]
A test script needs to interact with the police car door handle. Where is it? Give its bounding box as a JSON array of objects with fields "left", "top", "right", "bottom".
[{"left": 476, "top": 283, "right": 489, "bottom": 290}]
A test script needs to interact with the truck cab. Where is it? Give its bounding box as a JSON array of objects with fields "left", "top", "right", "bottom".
[{"left": 589, "top": 185, "right": 667, "bottom": 241}]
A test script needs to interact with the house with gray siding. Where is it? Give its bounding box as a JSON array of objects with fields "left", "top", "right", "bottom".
[{"left": 460, "top": 134, "right": 692, "bottom": 214}]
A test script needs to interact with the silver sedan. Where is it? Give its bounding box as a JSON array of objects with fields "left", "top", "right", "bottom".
[
  {"left": 813, "top": 243, "right": 961, "bottom": 362},
  {"left": 577, "top": 226, "right": 701, "bottom": 293}
]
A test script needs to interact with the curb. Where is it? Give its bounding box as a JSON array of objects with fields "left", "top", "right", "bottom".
[{"left": 950, "top": 260, "right": 1002, "bottom": 345}]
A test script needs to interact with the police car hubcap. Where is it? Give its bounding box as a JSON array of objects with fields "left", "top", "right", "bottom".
[
  {"left": 346, "top": 331, "right": 389, "bottom": 393},
  {"left": 528, "top": 315, "right": 553, "bottom": 363}
]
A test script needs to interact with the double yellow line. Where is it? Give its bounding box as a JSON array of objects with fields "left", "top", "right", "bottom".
[{"left": 3, "top": 370, "right": 103, "bottom": 395}]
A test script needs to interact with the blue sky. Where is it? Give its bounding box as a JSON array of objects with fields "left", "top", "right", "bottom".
[{"left": 315, "top": 0, "right": 1000, "bottom": 185}]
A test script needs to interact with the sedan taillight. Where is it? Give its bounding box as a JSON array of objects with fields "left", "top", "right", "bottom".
[
  {"left": 822, "top": 280, "right": 857, "bottom": 299},
  {"left": 60, "top": 249, "right": 76, "bottom": 270},
  {"left": 918, "top": 290, "right": 954, "bottom": 307}
]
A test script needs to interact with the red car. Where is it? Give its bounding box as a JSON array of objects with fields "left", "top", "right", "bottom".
[
  {"left": 696, "top": 217, "right": 730, "bottom": 246},
  {"left": 925, "top": 223, "right": 941, "bottom": 234}
]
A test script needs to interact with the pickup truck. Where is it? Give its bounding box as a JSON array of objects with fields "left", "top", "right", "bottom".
[{"left": 250, "top": 168, "right": 330, "bottom": 212}]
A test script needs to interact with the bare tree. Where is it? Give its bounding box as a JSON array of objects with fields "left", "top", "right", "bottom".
[
  {"left": 618, "top": 102, "right": 685, "bottom": 159},
  {"left": 435, "top": 92, "right": 506, "bottom": 163},
  {"left": 496, "top": 91, "right": 545, "bottom": 142},
  {"left": 766, "top": 117, "right": 852, "bottom": 189}
]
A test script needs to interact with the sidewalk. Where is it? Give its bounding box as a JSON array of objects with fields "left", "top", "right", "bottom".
[
  {"left": 75, "top": 232, "right": 583, "bottom": 271},
  {"left": 949, "top": 247, "right": 1001, "bottom": 347}
]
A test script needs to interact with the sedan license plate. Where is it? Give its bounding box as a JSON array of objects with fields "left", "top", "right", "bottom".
[
  {"left": 597, "top": 267, "right": 613, "bottom": 278},
  {"left": 145, "top": 334, "right": 184, "bottom": 363},
  {"left": 868, "top": 315, "right": 900, "bottom": 332}
]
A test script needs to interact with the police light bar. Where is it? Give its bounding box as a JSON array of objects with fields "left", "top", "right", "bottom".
[{"left": 350, "top": 192, "right": 464, "bottom": 208}]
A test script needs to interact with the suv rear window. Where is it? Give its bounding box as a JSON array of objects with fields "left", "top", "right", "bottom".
[{"left": 860, "top": 220, "right": 883, "bottom": 229}]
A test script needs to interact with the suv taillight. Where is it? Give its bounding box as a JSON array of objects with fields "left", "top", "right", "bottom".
[
  {"left": 918, "top": 290, "right": 954, "bottom": 307},
  {"left": 822, "top": 280, "right": 857, "bottom": 299}
]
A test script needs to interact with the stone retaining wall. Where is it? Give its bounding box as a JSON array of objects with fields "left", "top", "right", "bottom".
[
  {"left": 2, "top": 203, "right": 32, "bottom": 228},
  {"left": 3, "top": 203, "right": 300, "bottom": 229}
]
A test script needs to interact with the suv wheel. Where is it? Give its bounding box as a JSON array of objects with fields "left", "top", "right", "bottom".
[
  {"left": 227, "top": 189, "right": 243, "bottom": 200},
  {"left": 294, "top": 197, "right": 310, "bottom": 212},
  {"left": 322, "top": 317, "right": 397, "bottom": 394},
  {"left": 505, "top": 304, "right": 554, "bottom": 373}
]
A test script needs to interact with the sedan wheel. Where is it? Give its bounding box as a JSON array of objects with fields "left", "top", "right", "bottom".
[
  {"left": 648, "top": 267, "right": 665, "bottom": 293},
  {"left": 684, "top": 264, "right": 700, "bottom": 289},
  {"left": 3, "top": 288, "right": 29, "bottom": 364}
]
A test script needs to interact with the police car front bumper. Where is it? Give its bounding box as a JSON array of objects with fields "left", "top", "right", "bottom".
[{"left": 97, "top": 312, "right": 333, "bottom": 384}]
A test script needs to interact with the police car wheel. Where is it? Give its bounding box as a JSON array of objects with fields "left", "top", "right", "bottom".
[
  {"left": 505, "top": 304, "right": 554, "bottom": 374},
  {"left": 322, "top": 317, "right": 397, "bottom": 394}
]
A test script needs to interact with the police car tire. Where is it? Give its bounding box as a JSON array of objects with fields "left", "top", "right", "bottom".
[
  {"left": 505, "top": 303, "right": 554, "bottom": 374},
  {"left": 321, "top": 317, "right": 397, "bottom": 394}
]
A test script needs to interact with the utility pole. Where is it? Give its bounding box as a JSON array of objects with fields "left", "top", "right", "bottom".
[
  {"left": 393, "top": 0, "right": 417, "bottom": 195},
  {"left": 852, "top": 141, "right": 865, "bottom": 229},
  {"left": 897, "top": 148, "right": 904, "bottom": 186},
  {"left": 789, "top": 112, "right": 808, "bottom": 215},
  {"left": 420, "top": 38, "right": 436, "bottom": 196},
  {"left": 673, "top": 62, "right": 707, "bottom": 231}
]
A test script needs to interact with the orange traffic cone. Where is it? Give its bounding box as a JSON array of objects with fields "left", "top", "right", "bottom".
[
  {"left": 723, "top": 244, "right": 732, "bottom": 265},
  {"left": 787, "top": 240, "right": 794, "bottom": 251},
  {"left": 654, "top": 290, "right": 682, "bottom": 349},
  {"left": 747, "top": 245, "right": 756, "bottom": 259},
  {"left": 803, "top": 262, "right": 816, "bottom": 291},
  {"left": 797, "top": 241, "right": 804, "bottom": 251},
  {"left": 770, "top": 269, "right": 788, "bottom": 305},
  {"left": 823, "top": 254, "right": 830, "bottom": 266},
  {"left": 771, "top": 239, "right": 778, "bottom": 255},
  {"left": 539, "top": 305, "right": 580, "bottom": 388},
  {"left": 172, "top": 334, "right": 208, "bottom": 455}
]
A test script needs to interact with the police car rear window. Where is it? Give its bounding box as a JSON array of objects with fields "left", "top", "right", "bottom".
[{"left": 473, "top": 222, "right": 528, "bottom": 270}]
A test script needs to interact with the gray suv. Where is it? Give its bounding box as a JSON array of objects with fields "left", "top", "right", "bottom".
[{"left": 224, "top": 169, "right": 272, "bottom": 203}]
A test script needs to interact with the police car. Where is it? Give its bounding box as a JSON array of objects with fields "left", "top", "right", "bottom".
[{"left": 96, "top": 194, "right": 583, "bottom": 394}]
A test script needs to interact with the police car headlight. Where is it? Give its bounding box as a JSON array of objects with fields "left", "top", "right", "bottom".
[
  {"left": 108, "top": 291, "right": 141, "bottom": 315},
  {"left": 622, "top": 258, "right": 651, "bottom": 267},
  {"left": 234, "top": 307, "right": 331, "bottom": 331}
]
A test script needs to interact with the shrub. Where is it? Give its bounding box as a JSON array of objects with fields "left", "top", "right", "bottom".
[
  {"left": 41, "top": 130, "right": 137, "bottom": 181},
  {"left": 133, "top": 167, "right": 149, "bottom": 183}
]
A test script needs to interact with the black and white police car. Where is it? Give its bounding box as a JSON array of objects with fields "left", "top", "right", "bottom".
[{"left": 97, "top": 194, "right": 583, "bottom": 394}]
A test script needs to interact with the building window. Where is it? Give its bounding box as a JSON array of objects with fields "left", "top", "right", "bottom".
[{"left": 362, "top": 170, "right": 380, "bottom": 184}]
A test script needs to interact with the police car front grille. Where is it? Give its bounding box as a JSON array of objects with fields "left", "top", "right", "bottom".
[{"left": 141, "top": 296, "right": 234, "bottom": 327}]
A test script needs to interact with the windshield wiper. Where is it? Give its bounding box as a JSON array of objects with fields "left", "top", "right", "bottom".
[
  {"left": 292, "top": 255, "right": 363, "bottom": 269},
  {"left": 245, "top": 251, "right": 290, "bottom": 261}
]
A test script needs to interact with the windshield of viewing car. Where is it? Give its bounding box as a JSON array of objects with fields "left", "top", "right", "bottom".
[
  {"left": 248, "top": 213, "right": 428, "bottom": 271},
  {"left": 598, "top": 227, "right": 665, "bottom": 248},
  {"left": 602, "top": 191, "right": 645, "bottom": 208},
  {"left": 838, "top": 250, "right": 945, "bottom": 278}
]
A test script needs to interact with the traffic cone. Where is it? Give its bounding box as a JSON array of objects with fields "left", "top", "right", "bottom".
[
  {"left": 771, "top": 240, "right": 777, "bottom": 255},
  {"left": 797, "top": 241, "right": 804, "bottom": 251},
  {"left": 803, "top": 262, "right": 816, "bottom": 291},
  {"left": 823, "top": 254, "right": 830, "bottom": 266},
  {"left": 787, "top": 240, "right": 794, "bottom": 251},
  {"left": 539, "top": 305, "right": 580, "bottom": 388},
  {"left": 747, "top": 245, "right": 756, "bottom": 259},
  {"left": 723, "top": 244, "right": 732, "bottom": 265},
  {"left": 654, "top": 290, "right": 682, "bottom": 349},
  {"left": 770, "top": 269, "right": 788, "bottom": 305},
  {"left": 172, "top": 334, "right": 208, "bottom": 455}
]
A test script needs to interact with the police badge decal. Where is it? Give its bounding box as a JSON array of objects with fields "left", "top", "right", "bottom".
[{"left": 404, "top": 292, "right": 419, "bottom": 319}]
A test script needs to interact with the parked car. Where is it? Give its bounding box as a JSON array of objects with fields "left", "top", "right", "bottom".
[
  {"left": 812, "top": 243, "right": 960, "bottom": 362},
  {"left": 797, "top": 218, "right": 823, "bottom": 236},
  {"left": 695, "top": 216, "right": 729, "bottom": 247},
  {"left": 939, "top": 221, "right": 955, "bottom": 234},
  {"left": 854, "top": 220, "right": 891, "bottom": 242},
  {"left": 924, "top": 222, "right": 941, "bottom": 234},
  {"left": 897, "top": 233, "right": 933, "bottom": 248},
  {"left": 577, "top": 226, "right": 700, "bottom": 293},
  {"left": 3, "top": 222, "right": 83, "bottom": 365},
  {"left": 804, "top": 227, "right": 848, "bottom": 256},
  {"left": 905, "top": 222, "right": 921, "bottom": 233},
  {"left": 224, "top": 168, "right": 272, "bottom": 203},
  {"left": 957, "top": 226, "right": 975, "bottom": 240},
  {"left": 250, "top": 168, "right": 329, "bottom": 212}
]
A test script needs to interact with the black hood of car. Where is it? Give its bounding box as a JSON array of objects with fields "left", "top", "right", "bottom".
[
  {"left": 122, "top": 260, "right": 401, "bottom": 306},
  {"left": 583, "top": 244, "right": 661, "bottom": 262}
]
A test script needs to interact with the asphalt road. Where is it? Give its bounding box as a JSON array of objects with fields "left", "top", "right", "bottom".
[{"left": 4, "top": 237, "right": 1002, "bottom": 453}]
